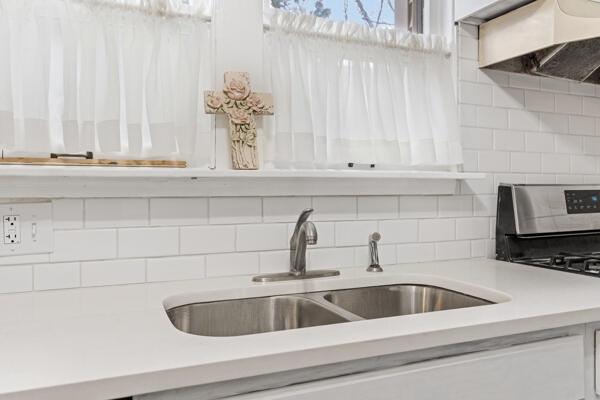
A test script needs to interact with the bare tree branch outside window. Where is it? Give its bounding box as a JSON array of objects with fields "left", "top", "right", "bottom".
[{"left": 271, "top": 0, "right": 395, "bottom": 28}]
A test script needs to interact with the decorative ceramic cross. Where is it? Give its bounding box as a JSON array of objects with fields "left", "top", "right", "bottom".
[{"left": 204, "top": 72, "right": 274, "bottom": 170}]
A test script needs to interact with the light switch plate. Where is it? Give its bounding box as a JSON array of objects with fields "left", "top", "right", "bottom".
[{"left": 0, "top": 203, "right": 52, "bottom": 256}]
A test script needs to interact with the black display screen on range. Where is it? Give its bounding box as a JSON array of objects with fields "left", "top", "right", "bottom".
[{"left": 565, "top": 190, "right": 600, "bottom": 214}]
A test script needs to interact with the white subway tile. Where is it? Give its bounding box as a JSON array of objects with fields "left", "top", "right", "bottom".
[
  {"left": 474, "top": 194, "right": 497, "bottom": 217},
  {"left": 583, "top": 97, "right": 600, "bottom": 117},
  {"left": 478, "top": 69, "right": 509, "bottom": 87},
  {"left": 81, "top": 259, "right": 145, "bottom": 287},
  {"left": 459, "top": 82, "right": 492, "bottom": 105},
  {"left": 460, "top": 104, "right": 478, "bottom": 126},
  {"left": 259, "top": 250, "right": 289, "bottom": 273},
  {"left": 85, "top": 199, "right": 148, "bottom": 228},
  {"left": 555, "top": 94, "right": 582, "bottom": 115},
  {"left": 33, "top": 263, "right": 80, "bottom": 290},
  {"left": 355, "top": 244, "right": 397, "bottom": 267},
  {"left": 52, "top": 199, "right": 83, "bottom": 229},
  {"left": 396, "top": 243, "right": 436, "bottom": 263},
  {"left": 494, "top": 130, "right": 524, "bottom": 151},
  {"left": 477, "top": 106, "right": 508, "bottom": 129},
  {"left": 51, "top": 229, "right": 117, "bottom": 262},
  {"left": 460, "top": 176, "right": 494, "bottom": 195},
  {"left": 571, "top": 155, "right": 597, "bottom": 174},
  {"left": 180, "top": 225, "right": 235, "bottom": 255},
  {"left": 540, "top": 77, "right": 570, "bottom": 93},
  {"left": 458, "top": 23, "right": 478, "bottom": 39},
  {"left": 0, "top": 253, "right": 49, "bottom": 266},
  {"left": 525, "top": 132, "right": 554, "bottom": 153},
  {"left": 509, "top": 74, "right": 540, "bottom": 90},
  {"left": 458, "top": 35, "right": 478, "bottom": 60},
  {"left": 456, "top": 217, "right": 490, "bottom": 240},
  {"left": 309, "top": 247, "right": 355, "bottom": 269},
  {"left": 335, "top": 221, "right": 378, "bottom": 246},
  {"left": 312, "top": 197, "right": 356, "bottom": 221},
  {"left": 478, "top": 151, "right": 510, "bottom": 172},
  {"left": 462, "top": 127, "right": 493, "bottom": 150},
  {"left": 0, "top": 266, "right": 32, "bottom": 294},
  {"left": 470, "top": 240, "right": 488, "bottom": 258},
  {"left": 146, "top": 256, "right": 205, "bottom": 282},
  {"left": 458, "top": 58, "right": 478, "bottom": 82},
  {"left": 556, "top": 174, "right": 584, "bottom": 184},
  {"left": 436, "top": 241, "right": 471, "bottom": 260},
  {"left": 236, "top": 224, "right": 288, "bottom": 251},
  {"left": 379, "top": 220, "right": 418, "bottom": 244},
  {"left": 209, "top": 197, "right": 261, "bottom": 224},
  {"left": 569, "top": 115, "right": 596, "bottom": 135},
  {"left": 526, "top": 174, "right": 556, "bottom": 184},
  {"left": 118, "top": 227, "right": 178, "bottom": 258},
  {"left": 539, "top": 112, "right": 569, "bottom": 133},
  {"left": 555, "top": 135, "right": 582, "bottom": 154},
  {"left": 150, "top": 198, "right": 208, "bottom": 226},
  {"left": 508, "top": 110, "right": 539, "bottom": 131},
  {"left": 399, "top": 196, "right": 438, "bottom": 218},
  {"left": 569, "top": 82, "right": 596, "bottom": 96},
  {"left": 492, "top": 87, "right": 524, "bottom": 109},
  {"left": 462, "top": 150, "right": 479, "bottom": 172},
  {"left": 419, "top": 219, "right": 455, "bottom": 242},
  {"left": 263, "top": 197, "right": 311, "bottom": 223},
  {"left": 357, "top": 196, "right": 398, "bottom": 220},
  {"left": 206, "top": 253, "right": 259, "bottom": 277},
  {"left": 584, "top": 137, "right": 600, "bottom": 155},
  {"left": 541, "top": 154, "right": 571, "bottom": 174},
  {"left": 438, "top": 196, "right": 473, "bottom": 217},
  {"left": 524, "top": 90, "right": 554, "bottom": 112},
  {"left": 510, "top": 152, "right": 541, "bottom": 173}
]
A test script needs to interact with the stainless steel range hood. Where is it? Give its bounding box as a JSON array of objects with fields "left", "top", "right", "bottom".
[{"left": 479, "top": 0, "right": 600, "bottom": 83}]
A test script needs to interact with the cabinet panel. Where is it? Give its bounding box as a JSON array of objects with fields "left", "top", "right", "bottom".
[{"left": 229, "top": 335, "right": 584, "bottom": 400}]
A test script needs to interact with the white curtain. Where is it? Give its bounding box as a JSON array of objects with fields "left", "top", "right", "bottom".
[
  {"left": 264, "top": 10, "right": 462, "bottom": 169},
  {"left": 0, "top": 0, "right": 212, "bottom": 165}
]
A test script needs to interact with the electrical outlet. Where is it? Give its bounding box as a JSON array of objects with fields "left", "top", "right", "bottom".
[
  {"left": 3, "top": 215, "right": 21, "bottom": 244},
  {"left": 0, "top": 203, "right": 52, "bottom": 256}
]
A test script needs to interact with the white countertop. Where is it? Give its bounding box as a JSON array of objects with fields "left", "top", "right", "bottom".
[{"left": 2, "top": 258, "right": 600, "bottom": 400}]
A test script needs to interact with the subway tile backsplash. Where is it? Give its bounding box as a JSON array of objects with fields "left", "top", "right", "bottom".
[{"left": 0, "top": 23, "right": 599, "bottom": 294}]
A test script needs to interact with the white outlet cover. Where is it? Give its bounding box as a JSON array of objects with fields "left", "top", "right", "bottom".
[{"left": 0, "top": 203, "right": 52, "bottom": 256}]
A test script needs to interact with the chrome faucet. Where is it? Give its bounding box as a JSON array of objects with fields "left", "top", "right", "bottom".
[
  {"left": 252, "top": 208, "right": 340, "bottom": 282},
  {"left": 366, "top": 232, "right": 383, "bottom": 272},
  {"left": 290, "top": 209, "right": 318, "bottom": 275}
]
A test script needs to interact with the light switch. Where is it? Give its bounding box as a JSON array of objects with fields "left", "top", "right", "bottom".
[{"left": 0, "top": 203, "right": 52, "bottom": 256}]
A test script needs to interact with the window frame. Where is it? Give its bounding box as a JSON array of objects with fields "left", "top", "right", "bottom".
[{"left": 264, "top": 0, "right": 424, "bottom": 32}]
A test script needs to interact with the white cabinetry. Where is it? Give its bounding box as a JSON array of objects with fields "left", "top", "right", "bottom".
[{"left": 228, "top": 336, "right": 584, "bottom": 400}]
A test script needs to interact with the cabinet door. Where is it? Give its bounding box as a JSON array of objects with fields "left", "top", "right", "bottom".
[{"left": 229, "top": 335, "right": 584, "bottom": 400}]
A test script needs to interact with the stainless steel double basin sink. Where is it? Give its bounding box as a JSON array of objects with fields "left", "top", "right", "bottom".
[{"left": 167, "top": 284, "right": 494, "bottom": 337}]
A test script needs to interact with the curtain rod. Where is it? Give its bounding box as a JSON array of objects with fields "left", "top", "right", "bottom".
[{"left": 262, "top": 23, "right": 451, "bottom": 57}]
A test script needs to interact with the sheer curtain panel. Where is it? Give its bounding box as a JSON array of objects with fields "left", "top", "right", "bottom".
[
  {"left": 264, "top": 10, "right": 462, "bottom": 169},
  {"left": 0, "top": 0, "right": 212, "bottom": 165}
]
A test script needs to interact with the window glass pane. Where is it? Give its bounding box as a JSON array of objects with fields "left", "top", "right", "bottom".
[{"left": 271, "top": 0, "right": 396, "bottom": 28}]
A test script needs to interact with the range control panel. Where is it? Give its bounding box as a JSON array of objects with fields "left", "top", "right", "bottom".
[{"left": 565, "top": 190, "right": 600, "bottom": 214}]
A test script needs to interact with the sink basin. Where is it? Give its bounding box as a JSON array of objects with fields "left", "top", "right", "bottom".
[
  {"left": 166, "top": 284, "right": 495, "bottom": 337},
  {"left": 167, "top": 295, "right": 350, "bottom": 337},
  {"left": 324, "top": 284, "right": 493, "bottom": 319}
]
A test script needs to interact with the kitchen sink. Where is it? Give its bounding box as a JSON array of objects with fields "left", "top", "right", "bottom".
[
  {"left": 167, "top": 295, "right": 350, "bottom": 337},
  {"left": 323, "top": 284, "right": 493, "bottom": 320},
  {"left": 167, "top": 284, "right": 494, "bottom": 337}
]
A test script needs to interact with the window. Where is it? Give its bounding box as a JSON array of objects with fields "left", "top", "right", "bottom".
[{"left": 270, "top": 0, "right": 424, "bottom": 32}]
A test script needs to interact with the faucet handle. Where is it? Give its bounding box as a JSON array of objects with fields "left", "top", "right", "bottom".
[{"left": 367, "top": 232, "right": 383, "bottom": 272}]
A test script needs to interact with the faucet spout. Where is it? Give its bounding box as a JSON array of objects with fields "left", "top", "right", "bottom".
[{"left": 290, "top": 209, "right": 317, "bottom": 275}]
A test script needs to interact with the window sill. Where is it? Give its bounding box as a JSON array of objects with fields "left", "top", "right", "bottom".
[{"left": 0, "top": 165, "right": 485, "bottom": 197}]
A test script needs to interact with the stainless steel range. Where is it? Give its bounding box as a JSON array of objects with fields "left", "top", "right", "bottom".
[{"left": 496, "top": 184, "right": 600, "bottom": 276}]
